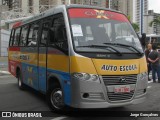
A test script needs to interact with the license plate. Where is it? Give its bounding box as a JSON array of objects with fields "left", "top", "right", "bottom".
[{"left": 114, "top": 85, "right": 130, "bottom": 93}]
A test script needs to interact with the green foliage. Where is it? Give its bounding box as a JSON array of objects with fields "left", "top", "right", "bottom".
[
  {"left": 126, "top": 16, "right": 139, "bottom": 32},
  {"left": 149, "top": 17, "right": 160, "bottom": 27},
  {"left": 127, "top": 15, "right": 131, "bottom": 21},
  {"left": 132, "top": 23, "right": 139, "bottom": 32}
]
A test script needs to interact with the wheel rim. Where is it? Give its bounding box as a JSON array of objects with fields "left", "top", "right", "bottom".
[{"left": 50, "top": 89, "right": 64, "bottom": 109}]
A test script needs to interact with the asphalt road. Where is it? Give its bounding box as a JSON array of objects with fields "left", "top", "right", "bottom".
[{"left": 0, "top": 73, "right": 160, "bottom": 120}]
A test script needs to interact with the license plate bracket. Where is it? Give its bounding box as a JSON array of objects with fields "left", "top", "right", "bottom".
[{"left": 114, "top": 85, "right": 130, "bottom": 93}]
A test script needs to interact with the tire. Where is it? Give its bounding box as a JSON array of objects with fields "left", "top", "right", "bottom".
[
  {"left": 47, "top": 83, "right": 66, "bottom": 112},
  {"left": 17, "top": 70, "right": 25, "bottom": 90}
]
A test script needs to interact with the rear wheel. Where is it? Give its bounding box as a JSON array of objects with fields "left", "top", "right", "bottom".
[
  {"left": 47, "top": 83, "right": 66, "bottom": 112},
  {"left": 17, "top": 70, "right": 25, "bottom": 90}
]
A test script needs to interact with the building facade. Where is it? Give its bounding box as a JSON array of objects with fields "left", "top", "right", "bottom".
[
  {"left": 110, "top": 0, "right": 148, "bottom": 33},
  {"left": 144, "top": 10, "right": 160, "bottom": 34},
  {"left": 39, "top": 0, "right": 107, "bottom": 7},
  {"left": 0, "top": 29, "right": 10, "bottom": 56},
  {"left": 18, "top": 0, "right": 40, "bottom": 14},
  {"left": 0, "top": 2, "right": 9, "bottom": 57}
]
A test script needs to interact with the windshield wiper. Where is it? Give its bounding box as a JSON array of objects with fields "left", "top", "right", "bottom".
[
  {"left": 77, "top": 45, "right": 122, "bottom": 56},
  {"left": 103, "top": 43, "right": 144, "bottom": 56}
]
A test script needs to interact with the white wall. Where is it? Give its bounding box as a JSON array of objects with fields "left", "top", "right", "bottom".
[
  {"left": 144, "top": 15, "right": 154, "bottom": 34},
  {"left": 0, "top": 0, "right": 2, "bottom": 5},
  {"left": 1, "top": 29, "right": 10, "bottom": 56}
]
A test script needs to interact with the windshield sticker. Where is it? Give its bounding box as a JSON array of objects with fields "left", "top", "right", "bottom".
[
  {"left": 68, "top": 8, "right": 129, "bottom": 22},
  {"left": 72, "top": 24, "right": 83, "bottom": 37},
  {"left": 86, "top": 10, "right": 109, "bottom": 19},
  {"left": 101, "top": 65, "right": 137, "bottom": 72}
]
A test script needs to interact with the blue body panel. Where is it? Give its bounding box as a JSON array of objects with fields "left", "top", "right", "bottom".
[
  {"left": 22, "top": 63, "right": 39, "bottom": 90},
  {"left": 21, "top": 63, "right": 71, "bottom": 106},
  {"left": 39, "top": 67, "right": 47, "bottom": 92}
]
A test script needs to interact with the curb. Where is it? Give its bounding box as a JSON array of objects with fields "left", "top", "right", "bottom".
[{"left": 0, "top": 71, "right": 10, "bottom": 75}]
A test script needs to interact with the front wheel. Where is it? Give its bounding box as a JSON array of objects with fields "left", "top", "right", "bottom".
[{"left": 47, "top": 84, "right": 66, "bottom": 112}]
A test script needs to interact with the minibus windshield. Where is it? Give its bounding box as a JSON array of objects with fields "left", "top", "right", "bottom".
[{"left": 68, "top": 8, "right": 143, "bottom": 53}]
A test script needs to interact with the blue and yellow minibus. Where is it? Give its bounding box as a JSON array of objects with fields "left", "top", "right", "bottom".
[{"left": 8, "top": 4, "right": 148, "bottom": 112}]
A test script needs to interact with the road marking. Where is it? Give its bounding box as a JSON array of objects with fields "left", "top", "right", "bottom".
[
  {"left": 51, "top": 117, "right": 67, "bottom": 120},
  {"left": 0, "top": 70, "right": 10, "bottom": 74},
  {"left": 147, "top": 86, "right": 152, "bottom": 89}
]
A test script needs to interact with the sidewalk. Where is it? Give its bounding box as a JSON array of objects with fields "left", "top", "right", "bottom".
[{"left": 0, "top": 57, "right": 9, "bottom": 75}]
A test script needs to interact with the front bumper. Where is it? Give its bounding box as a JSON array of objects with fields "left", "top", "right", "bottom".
[
  {"left": 70, "top": 75, "right": 147, "bottom": 109},
  {"left": 71, "top": 93, "right": 146, "bottom": 108}
]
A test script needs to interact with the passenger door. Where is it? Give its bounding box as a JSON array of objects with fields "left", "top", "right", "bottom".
[
  {"left": 38, "top": 18, "right": 52, "bottom": 92},
  {"left": 22, "top": 21, "right": 40, "bottom": 90}
]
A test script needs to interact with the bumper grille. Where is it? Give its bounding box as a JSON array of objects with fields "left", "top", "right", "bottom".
[
  {"left": 102, "top": 74, "right": 137, "bottom": 101},
  {"left": 107, "top": 91, "right": 134, "bottom": 101},
  {"left": 102, "top": 74, "right": 137, "bottom": 85}
]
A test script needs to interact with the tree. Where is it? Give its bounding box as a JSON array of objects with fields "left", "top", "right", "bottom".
[
  {"left": 149, "top": 17, "right": 160, "bottom": 27},
  {"left": 127, "top": 16, "right": 140, "bottom": 32},
  {"left": 132, "top": 23, "right": 139, "bottom": 32}
]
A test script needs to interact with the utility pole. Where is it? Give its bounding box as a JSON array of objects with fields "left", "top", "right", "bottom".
[{"left": 141, "top": 0, "right": 144, "bottom": 35}]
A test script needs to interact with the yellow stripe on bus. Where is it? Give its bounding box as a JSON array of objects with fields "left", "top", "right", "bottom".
[
  {"left": 70, "top": 56, "right": 147, "bottom": 75},
  {"left": 47, "top": 54, "right": 69, "bottom": 72},
  {"left": 9, "top": 51, "right": 147, "bottom": 75},
  {"left": 70, "top": 56, "right": 97, "bottom": 74}
]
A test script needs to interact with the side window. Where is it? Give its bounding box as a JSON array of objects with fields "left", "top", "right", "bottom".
[
  {"left": 27, "top": 22, "right": 40, "bottom": 46},
  {"left": 40, "top": 21, "right": 50, "bottom": 46},
  {"left": 13, "top": 28, "right": 21, "bottom": 46},
  {"left": 50, "top": 15, "right": 68, "bottom": 50},
  {"left": 9, "top": 29, "right": 15, "bottom": 46},
  {"left": 20, "top": 25, "right": 29, "bottom": 46}
]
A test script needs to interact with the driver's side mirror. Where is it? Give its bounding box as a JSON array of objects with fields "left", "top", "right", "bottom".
[{"left": 140, "top": 33, "right": 146, "bottom": 49}]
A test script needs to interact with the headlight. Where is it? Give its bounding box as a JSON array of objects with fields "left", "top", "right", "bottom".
[
  {"left": 72, "top": 73, "right": 100, "bottom": 83},
  {"left": 139, "top": 72, "right": 148, "bottom": 80}
]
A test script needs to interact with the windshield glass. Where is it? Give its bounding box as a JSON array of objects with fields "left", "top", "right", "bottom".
[{"left": 68, "top": 8, "right": 143, "bottom": 53}]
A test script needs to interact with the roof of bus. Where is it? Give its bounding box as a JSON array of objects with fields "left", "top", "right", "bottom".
[
  {"left": 12, "top": 4, "right": 124, "bottom": 29},
  {"left": 66, "top": 4, "right": 122, "bottom": 13}
]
